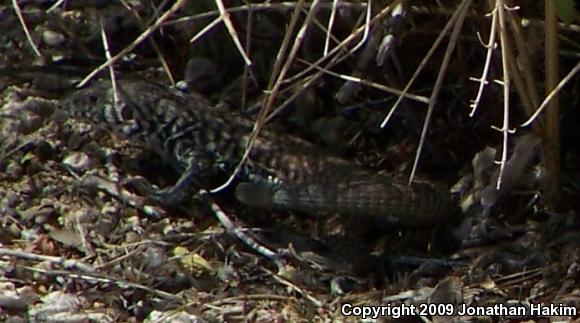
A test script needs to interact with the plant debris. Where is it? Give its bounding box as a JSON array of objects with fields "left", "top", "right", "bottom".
[{"left": 1, "top": 1, "right": 579, "bottom": 321}]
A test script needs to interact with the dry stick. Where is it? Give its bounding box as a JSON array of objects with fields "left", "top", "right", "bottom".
[
  {"left": 503, "top": 5, "right": 549, "bottom": 192},
  {"left": 190, "top": 17, "right": 222, "bottom": 44},
  {"left": 297, "top": 58, "right": 429, "bottom": 104},
  {"left": 498, "top": 7, "right": 539, "bottom": 131},
  {"left": 78, "top": 0, "right": 187, "bottom": 87},
  {"left": 494, "top": 267, "right": 543, "bottom": 284},
  {"left": 543, "top": 0, "right": 562, "bottom": 205},
  {"left": 0, "top": 135, "right": 36, "bottom": 162},
  {"left": 299, "top": 3, "right": 344, "bottom": 53},
  {"left": 96, "top": 240, "right": 173, "bottom": 270},
  {"left": 98, "top": 16, "right": 120, "bottom": 105},
  {"left": 208, "top": 294, "right": 293, "bottom": 306},
  {"left": 267, "top": 0, "right": 322, "bottom": 107},
  {"left": 95, "top": 244, "right": 155, "bottom": 271},
  {"left": 167, "top": 2, "right": 368, "bottom": 26},
  {"left": 241, "top": 2, "right": 254, "bottom": 109},
  {"left": 348, "top": 0, "right": 372, "bottom": 53},
  {"left": 379, "top": 0, "right": 464, "bottom": 129},
  {"left": 252, "top": 0, "right": 320, "bottom": 160},
  {"left": 469, "top": 6, "right": 498, "bottom": 117},
  {"left": 200, "top": 189, "right": 280, "bottom": 264},
  {"left": 409, "top": 0, "right": 472, "bottom": 184},
  {"left": 522, "top": 61, "right": 580, "bottom": 127},
  {"left": 213, "top": 0, "right": 252, "bottom": 66},
  {"left": 119, "top": 0, "right": 176, "bottom": 85},
  {"left": 280, "top": 0, "right": 378, "bottom": 87},
  {"left": 260, "top": 267, "right": 323, "bottom": 308},
  {"left": 489, "top": 1, "right": 543, "bottom": 189},
  {"left": 324, "top": 0, "right": 340, "bottom": 55},
  {"left": 492, "top": 0, "right": 513, "bottom": 190},
  {"left": 502, "top": 50, "right": 536, "bottom": 122},
  {"left": 47, "top": 0, "right": 66, "bottom": 12},
  {"left": 494, "top": 267, "right": 544, "bottom": 289},
  {"left": 80, "top": 175, "right": 165, "bottom": 218},
  {"left": 267, "top": 2, "right": 399, "bottom": 122},
  {"left": 265, "top": 0, "right": 310, "bottom": 101},
  {"left": 210, "top": 0, "right": 309, "bottom": 193},
  {"left": 0, "top": 247, "right": 95, "bottom": 273},
  {"left": 333, "top": 7, "right": 379, "bottom": 104},
  {"left": 11, "top": 0, "right": 42, "bottom": 58},
  {"left": 23, "top": 266, "right": 181, "bottom": 300},
  {"left": 97, "top": 11, "right": 129, "bottom": 208},
  {"left": 506, "top": 9, "right": 541, "bottom": 117},
  {"left": 472, "top": 1, "right": 541, "bottom": 121}
]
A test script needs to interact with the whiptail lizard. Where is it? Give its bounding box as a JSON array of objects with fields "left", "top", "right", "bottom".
[{"left": 62, "top": 78, "right": 454, "bottom": 227}]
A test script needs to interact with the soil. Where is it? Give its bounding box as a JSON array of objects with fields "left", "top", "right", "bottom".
[{"left": 1, "top": 1, "right": 579, "bottom": 322}]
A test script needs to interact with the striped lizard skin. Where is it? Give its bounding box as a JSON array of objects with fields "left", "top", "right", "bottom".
[{"left": 62, "top": 78, "right": 454, "bottom": 227}]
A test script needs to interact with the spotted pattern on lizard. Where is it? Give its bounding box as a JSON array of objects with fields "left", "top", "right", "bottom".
[{"left": 62, "top": 78, "right": 454, "bottom": 227}]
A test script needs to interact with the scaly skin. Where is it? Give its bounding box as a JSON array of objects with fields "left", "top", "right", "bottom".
[
  {"left": 235, "top": 169, "right": 453, "bottom": 227},
  {"left": 63, "top": 78, "right": 454, "bottom": 227}
]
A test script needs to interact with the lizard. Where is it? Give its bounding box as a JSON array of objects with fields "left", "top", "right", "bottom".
[{"left": 61, "top": 78, "right": 455, "bottom": 227}]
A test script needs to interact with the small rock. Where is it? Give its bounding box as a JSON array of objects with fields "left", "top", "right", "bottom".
[
  {"left": 42, "top": 30, "right": 66, "bottom": 47},
  {"left": 5, "top": 160, "right": 23, "bottom": 179},
  {"left": 62, "top": 152, "right": 91, "bottom": 172}
]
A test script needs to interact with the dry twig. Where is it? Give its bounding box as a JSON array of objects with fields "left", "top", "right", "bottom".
[
  {"left": 79, "top": 0, "right": 187, "bottom": 87},
  {"left": 11, "top": 0, "right": 42, "bottom": 58}
]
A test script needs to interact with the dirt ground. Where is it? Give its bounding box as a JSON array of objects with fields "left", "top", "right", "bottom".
[{"left": 1, "top": 1, "right": 579, "bottom": 322}]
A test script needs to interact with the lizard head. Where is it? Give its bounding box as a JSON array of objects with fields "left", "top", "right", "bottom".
[{"left": 60, "top": 80, "right": 142, "bottom": 136}]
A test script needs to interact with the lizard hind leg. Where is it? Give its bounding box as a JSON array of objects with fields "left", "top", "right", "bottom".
[{"left": 151, "top": 158, "right": 209, "bottom": 206}]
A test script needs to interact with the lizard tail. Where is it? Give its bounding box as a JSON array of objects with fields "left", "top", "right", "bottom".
[{"left": 234, "top": 179, "right": 455, "bottom": 227}]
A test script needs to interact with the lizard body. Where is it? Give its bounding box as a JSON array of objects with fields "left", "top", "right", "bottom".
[{"left": 63, "top": 78, "right": 454, "bottom": 226}]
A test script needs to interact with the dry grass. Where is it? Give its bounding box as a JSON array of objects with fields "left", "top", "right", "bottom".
[{"left": 1, "top": 0, "right": 579, "bottom": 321}]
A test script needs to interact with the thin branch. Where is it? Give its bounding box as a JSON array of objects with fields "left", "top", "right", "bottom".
[
  {"left": 493, "top": 0, "right": 514, "bottom": 190},
  {"left": 542, "top": 0, "right": 562, "bottom": 204},
  {"left": 22, "top": 266, "right": 180, "bottom": 300},
  {"left": 200, "top": 190, "right": 281, "bottom": 265},
  {"left": 506, "top": 8, "right": 540, "bottom": 116},
  {"left": 78, "top": 0, "right": 187, "bottom": 87},
  {"left": 210, "top": 0, "right": 312, "bottom": 193},
  {"left": 0, "top": 248, "right": 95, "bottom": 273},
  {"left": 47, "top": 0, "right": 66, "bottom": 12},
  {"left": 189, "top": 16, "right": 222, "bottom": 44},
  {"left": 298, "top": 58, "right": 430, "bottom": 103},
  {"left": 12, "top": 0, "right": 42, "bottom": 58},
  {"left": 408, "top": 0, "right": 473, "bottom": 184},
  {"left": 521, "top": 60, "right": 580, "bottom": 127},
  {"left": 324, "top": 0, "right": 340, "bottom": 55},
  {"left": 166, "top": 2, "right": 368, "bottom": 26},
  {"left": 260, "top": 267, "right": 323, "bottom": 307},
  {"left": 267, "top": 3, "right": 400, "bottom": 122},
  {"left": 469, "top": 6, "right": 498, "bottom": 116},
  {"left": 379, "top": 0, "right": 466, "bottom": 129},
  {"left": 349, "top": 0, "right": 372, "bottom": 53},
  {"left": 119, "top": 0, "right": 176, "bottom": 85},
  {"left": 241, "top": 1, "right": 255, "bottom": 109},
  {"left": 98, "top": 16, "right": 119, "bottom": 103},
  {"left": 213, "top": 0, "right": 252, "bottom": 66}
]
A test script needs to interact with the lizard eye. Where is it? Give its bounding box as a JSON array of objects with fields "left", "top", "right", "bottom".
[
  {"left": 88, "top": 95, "right": 99, "bottom": 104},
  {"left": 118, "top": 102, "right": 134, "bottom": 119}
]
